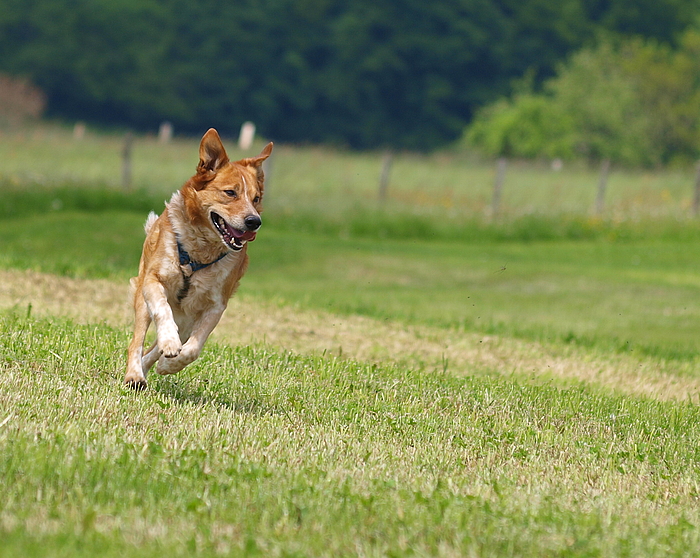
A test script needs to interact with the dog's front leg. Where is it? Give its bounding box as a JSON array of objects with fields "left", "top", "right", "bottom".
[
  {"left": 157, "top": 304, "right": 226, "bottom": 375},
  {"left": 142, "top": 277, "right": 182, "bottom": 358},
  {"left": 124, "top": 288, "right": 152, "bottom": 389}
]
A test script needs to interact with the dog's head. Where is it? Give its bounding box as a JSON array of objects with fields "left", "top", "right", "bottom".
[{"left": 186, "top": 128, "right": 273, "bottom": 251}]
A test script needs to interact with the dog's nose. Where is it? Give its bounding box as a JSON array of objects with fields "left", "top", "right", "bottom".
[{"left": 244, "top": 215, "right": 262, "bottom": 231}]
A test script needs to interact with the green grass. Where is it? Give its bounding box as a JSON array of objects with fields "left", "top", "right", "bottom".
[
  {"left": 3, "top": 312, "right": 700, "bottom": 557},
  {"left": 2, "top": 123, "right": 700, "bottom": 220},
  {"left": 0, "top": 210, "right": 145, "bottom": 278},
  {"left": 250, "top": 232, "right": 700, "bottom": 360},
  {"left": 4, "top": 125, "right": 700, "bottom": 555},
  {"left": 2, "top": 204, "right": 700, "bottom": 360}
]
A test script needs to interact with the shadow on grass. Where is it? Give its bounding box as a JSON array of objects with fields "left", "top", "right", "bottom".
[{"left": 152, "top": 374, "right": 288, "bottom": 418}]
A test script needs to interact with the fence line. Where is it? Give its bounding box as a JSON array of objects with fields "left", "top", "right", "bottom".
[
  {"left": 378, "top": 150, "right": 394, "bottom": 203},
  {"left": 491, "top": 157, "right": 507, "bottom": 218},
  {"left": 594, "top": 159, "right": 611, "bottom": 215},
  {"left": 121, "top": 132, "right": 133, "bottom": 191}
]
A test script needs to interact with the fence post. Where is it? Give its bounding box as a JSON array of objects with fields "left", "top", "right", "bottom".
[
  {"left": 73, "top": 122, "right": 85, "bottom": 140},
  {"left": 378, "top": 150, "right": 394, "bottom": 203},
  {"left": 693, "top": 161, "right": 700, "bottom": 217},
  {"left": 158, "top": 121, "right": 172, "bottom": 143},
  {"left": 238, "top": 121, "right": 256, "bottom": 150},
  {"left": 595, "top": 158, "right": 611, "bottom": 216},
  {"left": 491, "top": 157, "right": 507, "bottom": 218},
  {"left": 122, "top": 132, "right": 133, "bottom": 190}
]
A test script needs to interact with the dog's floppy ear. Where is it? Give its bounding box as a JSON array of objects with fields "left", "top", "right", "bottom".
[
  {"left": 240, "top": 142, "right": 273, "bottom": 168},
  {"left": 197, "top": 128, "right": 230, "bottom": 177}
]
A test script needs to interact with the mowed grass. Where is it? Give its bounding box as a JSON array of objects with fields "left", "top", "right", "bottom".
[
  {"left": 2, "top": 312, "right": 700, "bottom": 557},
  {"left": 2, "top": 207, "right": 700, "bottom": 361},
  {"left": 251, "top": 231, "right": 700, "bottom": 359},
  {"left": 4, "top": 126, "right": 700, "bottom": 555}
]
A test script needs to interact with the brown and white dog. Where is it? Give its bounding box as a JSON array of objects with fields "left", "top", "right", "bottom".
[{"left": 124, "top": 129, "right": 272, "bottom": 389}]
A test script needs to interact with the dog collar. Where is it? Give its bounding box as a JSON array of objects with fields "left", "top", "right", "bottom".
[{"left": 177, "top": 239, "right": 228, "bottom": 272}]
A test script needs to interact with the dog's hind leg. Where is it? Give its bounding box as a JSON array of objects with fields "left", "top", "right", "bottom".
[
  {"left": 125, "top": 290, "right": 152, "bottom": 389},
  {"left": 142, "top": 342, "right": 160, "bottom": 374},
  {"left": 157, "top": 304, "right": 225, "bottom": 376}
]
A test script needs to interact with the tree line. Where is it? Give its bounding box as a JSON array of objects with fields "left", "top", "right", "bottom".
[{"left": 0, "top": 0, "right": 698, "bottom": 150}]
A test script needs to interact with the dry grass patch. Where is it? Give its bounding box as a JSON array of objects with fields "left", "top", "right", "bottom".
[{"left": 1, "top": 269, "right": 698, "bottom": 402}]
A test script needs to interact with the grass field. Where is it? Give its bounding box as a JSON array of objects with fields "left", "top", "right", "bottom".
[
  {"left": 1, "top": 122, "right": 699, "bottom": 219},
  {"left": 2, "top": 208, "right": 700, "bottom": 360},
  {"left": 3, "top": 124, "right": 700, "bottom": 556},
  {"left": 3, "top": 313, "right": 700, "bottom": 557}
]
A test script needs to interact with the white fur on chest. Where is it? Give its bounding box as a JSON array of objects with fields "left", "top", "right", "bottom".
[
  {"left": 170, "top": 255, "right": 240, "bottom": 340},
  {"left": 161, "top": 192, "right": 243, "bottom": 316},
  {"left": 180, "top": 260, "right": 231, "bottom": 310}
]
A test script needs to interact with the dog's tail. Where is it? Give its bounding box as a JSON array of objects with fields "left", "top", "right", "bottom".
[{"left": 144, "top": 211, "right": 159, "bottom": 235}]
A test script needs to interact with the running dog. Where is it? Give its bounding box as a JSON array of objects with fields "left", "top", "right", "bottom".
[{"left": 124, "top": 128, "right": 272, "bottom": 389}]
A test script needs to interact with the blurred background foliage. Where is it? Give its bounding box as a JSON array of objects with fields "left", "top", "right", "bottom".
[
  {"left": 467, "top": 29, "right": 700, "bottom": 166},
  {"left": 1, "top": 0, "right": 699, "bottom": 154}
]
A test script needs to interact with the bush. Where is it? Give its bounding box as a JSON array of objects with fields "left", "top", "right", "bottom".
[
  {"left": 466, "top": 94, "right": 576, "bottom": 160},
  {"left": 545, "top": 42, "right": 656, "bottom": 166},
  {"left": 466, "top": 34, "right": 700, "bottom": 167}
]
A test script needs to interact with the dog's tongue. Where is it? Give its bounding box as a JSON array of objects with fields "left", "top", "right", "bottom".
[{"left": 230, "top": 227, "right": 257, "bottom": 242}]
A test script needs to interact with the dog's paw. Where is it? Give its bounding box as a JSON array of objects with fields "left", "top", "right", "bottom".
[
  {"left": 156, "top": 355, "right": 181, "bottom": 375},
  {"left": 124, "top": 372, "right": 148, "bottom": 390},
  {"left": 157, "top": 343, "right": 199, "bottom": 376},
  {"left": 158, "top": 336, "right": 182, "bottom": 359}
]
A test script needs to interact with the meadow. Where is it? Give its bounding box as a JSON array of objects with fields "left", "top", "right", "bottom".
[{"left": 2, "top": 124, "right": 700, "bottom": 556}]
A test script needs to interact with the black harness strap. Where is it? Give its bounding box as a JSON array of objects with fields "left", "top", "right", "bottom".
[
  {"left": 176, "top": 239, "right": 228, "bottom": 301},
  {"left": 177, "top": 240, "right": 228, "bottom": 272}
]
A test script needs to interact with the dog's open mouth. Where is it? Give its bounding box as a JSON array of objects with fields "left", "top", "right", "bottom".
[{"left": 211, "top": 212, "right": 257, "bottom": 250}]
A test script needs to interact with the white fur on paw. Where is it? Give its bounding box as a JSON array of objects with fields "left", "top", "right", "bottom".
[
  {"left": 158, "top": 335, "right": 182, "bottom": 358},
  {"left": 157, "top": 355, "right": 180, "bottom": 375}
]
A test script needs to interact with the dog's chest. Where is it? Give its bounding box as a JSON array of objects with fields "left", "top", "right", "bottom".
[{"left": 171, "top": 264, "right": 231, "bottom": 315}]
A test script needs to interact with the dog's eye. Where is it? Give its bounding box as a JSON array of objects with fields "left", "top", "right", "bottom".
[
  {"left": 224, "top": 190, "right": 237, "bottom": 198},
  {"left": 253, "top": 196, "right": 260, "bottom": 204}
]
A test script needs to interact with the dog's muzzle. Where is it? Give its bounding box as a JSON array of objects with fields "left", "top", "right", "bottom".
[{"left": 211, "top": 212, "right": 259, "bottom": 250}]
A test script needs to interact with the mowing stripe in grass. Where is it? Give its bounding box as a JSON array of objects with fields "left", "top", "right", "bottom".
[
  {"left": 2, "top": 313, "right": 700, "bottom": 556},
  {"left": 3, "top": 268, "right": 700, "bottom": 403}
]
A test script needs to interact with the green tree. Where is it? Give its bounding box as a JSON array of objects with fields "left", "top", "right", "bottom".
[
  {"left": 1, "top": 0, "right": 699, "bottom": 149},
  {"left": 0, "top": 0, "right": 180, "bottom": 126},
  {"left": 467, "top": 32, "right": 700, "bottom": 166},
  {"left": 621, "top": 31, "right": 700, "bottom": 163},
  {"left": 466, "top": 93, "right": 576, "bottom": 159},
  {"left": 317, "top": 0, "right": 511, "bottom": 149},
  {"left": 544, "top": 42, "right": 655, "bottom": 165},
  {"left": 582, "top": 0, "right": 699, "bottom": 43}
]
